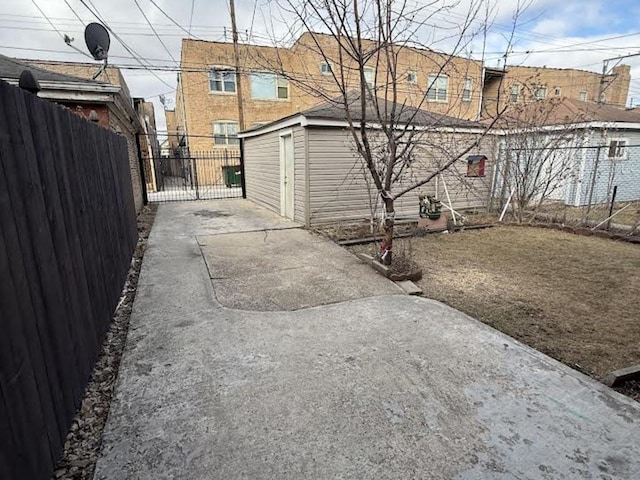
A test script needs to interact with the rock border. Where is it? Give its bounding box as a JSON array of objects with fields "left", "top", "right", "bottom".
[{"left": 52, "top": 204, "right": 158, "bottom": 480}]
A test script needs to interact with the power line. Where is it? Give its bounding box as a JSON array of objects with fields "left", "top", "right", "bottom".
[
  {"left": 30, "top": 0, "right": 67, "bottom": 42},
  {"left": 78, "top": 0, "right": 175, "bottom": 90},
  {"left": 30, "top": 0, "right": 93, "bottom": 59},
  {"left": 147, "top": 0, "right": 204, "bottom": 41},
  {"left": 63, "top": 0, "right": 85, "bottom": 25},
  {"left": 188, "top": 0, "right": 196, "bottom": 39},
  {"left": 132, "top": 0, "right": 178, "bottom": 64}
]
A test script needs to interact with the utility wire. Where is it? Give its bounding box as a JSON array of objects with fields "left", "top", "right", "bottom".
[
  {"left": 63, "top": 0, "right": 85, "bottom": 24},
  {"left": 30, "top": 0, "right": 93, "bottom": 59},
  {"left": 188, "top": 0, "right": 196, "bottom": 39},
  {"left": 79, "top": 0, "right": 175, "bottom": 90},
  {"left": 133, "top": 0, "right": 178, "bottom": 64},
  {"left": 147, "top": 0, "right": 204, "bottom": 41}
]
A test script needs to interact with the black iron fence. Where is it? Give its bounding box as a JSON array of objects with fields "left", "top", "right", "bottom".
[
  {"left": 0, "top": 80, "right": 138, "bottom": 479},
  {"left": 140, "top": 139, "right": 245, "bottom": 202}
]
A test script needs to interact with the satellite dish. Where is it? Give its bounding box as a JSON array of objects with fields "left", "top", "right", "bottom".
[{"left": 84, "top": 23, "right": 110, "bottom": 61}]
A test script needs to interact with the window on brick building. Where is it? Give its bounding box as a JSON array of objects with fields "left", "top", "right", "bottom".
[
  {"left": 320, "top": 62, "right": 332, "bottom": 75},
  {"left": 534, "top": 85, "right": 547, "bottom": 100},
  {"left": 554, "top": 87, "right": 561, "bottom": 96},
  {"left": 213, "top": 121, "right": 239, "bottom": 145},
  {"left": 462, "top": 77, "right": 473, "bottom": 101},
  {"left": 407, "top": 71, "right": 417, "bottom": 84},
  {"left": 363, "top": 67, "right": 375, "bottom": 87},
  {"left": 250, "top": 73, "right": 289, "bottom": 99},
  {"left": 579, "top": 90, "right": 588, "bottom": 101},
  {"left": 510, "top": 83, "right": 520, "bottom": 102},
  {"left": 209, "top": 68, "right": 236, "bottom": 93},
  {"left": 607, "top": 139, "right": 627, "bottom": 159},
  {"left": 427, "top": 74, "right": 449, "bottom": 101}
]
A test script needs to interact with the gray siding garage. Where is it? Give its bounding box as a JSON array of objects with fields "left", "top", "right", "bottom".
[{"left": 239, "top": 100, "right": 495, "bottom": 226}]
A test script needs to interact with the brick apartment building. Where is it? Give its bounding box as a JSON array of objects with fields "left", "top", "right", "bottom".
[
  {"left": 171, "top": 32, "right": 632, "bottom": 154},
  {"left": 173, "top": 32, "right": 485, "bottom": 152},
  {"left": 482, "top": 64, "right": 631, "bottom": 117}
]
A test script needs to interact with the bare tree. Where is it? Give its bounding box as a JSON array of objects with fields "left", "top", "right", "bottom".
[
  {"left": 493, "top": 98, "right": 589, "bottom": 222},
  {"left": 252, "top": 0, "right": 522, "bottom": 264}
]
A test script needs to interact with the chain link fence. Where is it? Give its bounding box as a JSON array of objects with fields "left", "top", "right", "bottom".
[{"left": 489, "top": 143, "right": 640, "bottom": 234}]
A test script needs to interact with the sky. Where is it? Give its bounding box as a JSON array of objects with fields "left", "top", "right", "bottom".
[{"left": 3, "top": 0, "right": 640, "bottom": 134}]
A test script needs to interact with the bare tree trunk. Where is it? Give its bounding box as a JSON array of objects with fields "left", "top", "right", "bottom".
[{"left": 379, "top": 195, "right": 394, "bottom": 265}]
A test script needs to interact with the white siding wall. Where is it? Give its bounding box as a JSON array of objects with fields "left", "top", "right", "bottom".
[
  {"left": 306, "top": 127, "right": 493, "bottom": 225},
  {"left": 243, "top": 126, "right": 306, "bottom": 222}
]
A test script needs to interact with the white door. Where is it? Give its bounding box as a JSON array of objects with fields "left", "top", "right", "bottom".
[{"left": 280, "top": 133, "right": 294, "bottom": 219}]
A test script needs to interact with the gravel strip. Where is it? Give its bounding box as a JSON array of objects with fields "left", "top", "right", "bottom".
[{"left": 52, "top": 204, "right": 158, "bottom": 480}]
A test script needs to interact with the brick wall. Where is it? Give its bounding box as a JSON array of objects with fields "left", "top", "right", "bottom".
[
  {"left": 58, "top": 102, "right": 110, "bottom": 128},
  {"left": 178, "top": 33, "right": 484, "bottom": 152},
  {"left": 109, "top": 114, "right": 144, "bottom": 213},
  {"left": 483, "top": 65, "right": 631, "bottom": 117}
]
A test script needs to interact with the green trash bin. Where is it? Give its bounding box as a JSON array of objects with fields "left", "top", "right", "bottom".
[{"left": 222, "top": 165, "right": 242, "bottom": 187}]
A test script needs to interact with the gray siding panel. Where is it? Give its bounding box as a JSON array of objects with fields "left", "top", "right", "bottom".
[
  {"left": 293, "top": 126, "right": 306, "bottom": 224},
  {"left": 243, "top": 129, "right": 281, "bottom": 214},
  {"left": 306, "top": 128, "right": 492, "bottom": 225}
]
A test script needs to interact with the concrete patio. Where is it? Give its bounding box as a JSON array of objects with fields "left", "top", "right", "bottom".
[{"left": 94, "top": 199, "right": 640, "bottom": 480}]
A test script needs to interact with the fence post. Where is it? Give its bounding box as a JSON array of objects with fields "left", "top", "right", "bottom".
[
  {"left": 240, "top": 138, "right": 247, "bottom": 199},
  {"left": 606, "top": 185, "right": 618, "bottom": 231},
  {"left": 192, "top": 155, "right": 200, "bottom": 200},
  {"left": 135, "top": 133, "right": 148, "bottom": 206}
]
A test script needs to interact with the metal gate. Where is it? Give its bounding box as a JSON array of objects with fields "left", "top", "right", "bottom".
[{"left": 138, "top": 134, "right": 245, "bottom": 203}]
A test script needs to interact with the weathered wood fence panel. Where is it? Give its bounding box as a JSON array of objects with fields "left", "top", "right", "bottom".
[{"left": 0, "top": 79, "right": 138, "bottom": 479}]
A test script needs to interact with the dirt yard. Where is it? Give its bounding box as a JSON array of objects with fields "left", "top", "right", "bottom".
[{"left": 349, "top": 226, "right": 640, "bottom": 387}]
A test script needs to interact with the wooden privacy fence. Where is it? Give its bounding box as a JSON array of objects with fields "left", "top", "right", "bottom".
[{"left": 0, "top": 80, "right": 138, "bottom": 479}]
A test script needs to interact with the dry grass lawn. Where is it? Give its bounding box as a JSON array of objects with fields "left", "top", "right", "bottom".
[
  {"left": 537, "top": 200, "right": 640, "bottom": 228},
  {"left": 353, "top": 226, "right": 640, "bottom": 381}
]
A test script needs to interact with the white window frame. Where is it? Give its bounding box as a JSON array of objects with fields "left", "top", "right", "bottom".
[
  {"left": 534, "top": 85, "right": 547, "bottom": 100},
  {"left": 510, "top": 83, "right": 520, "bottom": 103},
  {"left": 249, "top": 72, "right": 289, "bottom": 100},
  {"left": 208, "top": 67, "right": 236, "bottom": 94},
  {"left": 407, "top": 71, "right": 417, "bottom": 84},
  {"left": 320, "top": 62, "right": 332, "bottom": 75},
  {"left": 579, "top": 90, "right": 588, "bottom": 102},
  {"left": 462, "top": 77, "right": 473, "bottom": 102},
  {"left": 363, "top": 67, "right": 375, "bottom": 87},
  {"left": 554, "top": 87, "right": 561, "bottom": 96},
  {"left": 607, "top": 138, "right": 628, "bottom": 159},
  {"left": 426, "top": 74, "right": 449, "bottom": 102},
  {"left": 212, "top": 121, "right": 239, "bottom": 146}
]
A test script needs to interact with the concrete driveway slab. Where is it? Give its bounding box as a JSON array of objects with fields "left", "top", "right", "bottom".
[
  {"left": 198, "top": 228, "right": 401, "bottom": 310},
  {"left": 94, "top": 200, "right": 640, "bottom": 480}
]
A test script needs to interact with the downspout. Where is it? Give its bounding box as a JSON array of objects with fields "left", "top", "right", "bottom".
[
  {"left": 476, "top": 65, "right": 486, "bottom": 121},
  {"left": 178, "top": 72, "right": 190, "bottom": 154}
]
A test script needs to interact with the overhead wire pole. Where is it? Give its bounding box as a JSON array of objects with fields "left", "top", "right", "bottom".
[
  {"left": 599, "top": 51, "right": 640, "bottom": 104},
  {"left": 229, "top": 0, "right": 245, "bottom": 132}
]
